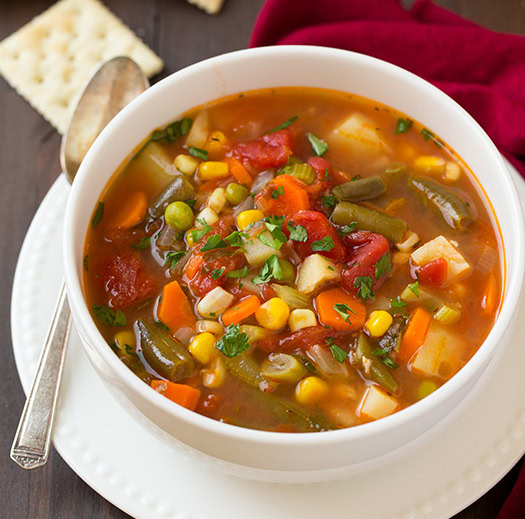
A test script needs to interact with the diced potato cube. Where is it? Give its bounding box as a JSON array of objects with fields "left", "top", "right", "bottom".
[
  {"left": 185, "top": 111, "right": 209, "bottom": 148},
  {"left": 197, "top": 287, "right": 234, "bottom": 319},
  {"left": 332, "top": 112, "right": 392, "bottom": 157},
  {"left": 296, "top": 254, "right": 340, "bottom": 294},
  {"left": 411, "top": 325, "right": 461, "bottom": 378},
  {"left": 207, "top": 188, "right": 227, "bottom": 214},
  {"left": 289, "top": 309, "right": 317, "bottom": 332},
  {"left": 133, "top": 142, "right": 177, "bottom": 191},
  {"left": 411, "top": 235, "right": 470, "bottom": 283},
  {"left": 360, "top": 385, "right": 398, "bottom": 420},
  {"left": 243, "top": 230, "right": 282, "bottom": 267}
]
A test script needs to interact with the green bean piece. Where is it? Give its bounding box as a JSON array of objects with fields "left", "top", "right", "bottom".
[
  {"left": 333, "top": 176, "right": 386, "bottom": 202},
  {"left": 271, "top": 284, "right": 311, "bottom": 309},
  {"left": 164, "top": 201, "right": 194, "bottom": 230},
  {"left": 384, "top": 162, "right": 408, "bottom": 179},
  {"left": 223, "top": 353, "right": 269, "bottom": 389},
  {"left": 225, "top": 183, "right": 249, "bottom": 205},
  {"left": 286, "top": 163, "right": 316, "bottom": 185},
  {"left": 409, "top": 176, "right": 472, "bottom": 230},
  {"left": 136, "top": 320, "right": 195, "bottom": 381},
  {"left": 121, "top": 355, "right": 153, "bottom": 384},
  {"left": 150, "top": 176, "right": 195, "bottom": 218},
  {"left": 355, "top": 333, "right": 399, "bottom": 393},
  {"left": 261, "top": 353, "right": 306, "bottom": 383},
  {"left": 332, "top": 201, "right": 407, "bottom": 242}
]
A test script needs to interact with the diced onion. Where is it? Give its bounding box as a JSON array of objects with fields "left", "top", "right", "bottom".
[
  {"left": 251, "top": 169, "right": 274, "bottom": 194},
  {"left": 306, "top": 344, "right": 350, "bottom": 379}
]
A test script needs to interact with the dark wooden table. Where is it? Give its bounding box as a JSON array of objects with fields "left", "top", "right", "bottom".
[{"left": 1, "top": 1, "right": 523, "bottom": 517}]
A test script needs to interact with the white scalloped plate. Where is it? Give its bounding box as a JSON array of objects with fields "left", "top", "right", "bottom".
[{"left": 11, "top": 163, "right": 525, "bottom": 519}]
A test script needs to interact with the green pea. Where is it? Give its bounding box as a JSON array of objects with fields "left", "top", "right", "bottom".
[
  {"left": 226, "top": 183, "right": 249, "bottom": 205},
  {"left": 164, "top": 201, "right": 194, "bottom": 231},
  {"left": 279, "top": 259, "right": 295, "bottom": 282}
]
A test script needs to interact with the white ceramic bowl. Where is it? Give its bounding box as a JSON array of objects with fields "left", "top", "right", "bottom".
[{"left": 63, "top": 46, "right": 525, "bottom": 483}]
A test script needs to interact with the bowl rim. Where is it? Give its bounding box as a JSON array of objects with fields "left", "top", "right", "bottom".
[{"left": 63, "top": 45, "right": 525, "bottom": 448}]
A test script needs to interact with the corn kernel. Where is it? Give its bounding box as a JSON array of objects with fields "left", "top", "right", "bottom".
[
  {"left": 202, "top": 357, "right": 226, "bottom": 388},
  {"left": 114, "top": 330, "right": 136, "bottom": 353},
  {"left": 198, "top": 161, "right": 229, "bottom": 180},
  {"left": 188, "top": 332, "right": 217, "bottom": 364},
  {"left": 418, "top": 380, "right": 438, "bottom": 400},
  {"left": 196, "top": 320, "right": 224, "bottom": 336},
  {"left": 288, "top": 309, "right": 317, "bottom": 332},
  {"left": 295, "top": 376, "right": 330, "bottom": 405},
  {"left": 255, "top": 297, "right": 290, "bottom": 330},
  {"left": 204, "top": 131, "right": 228, "bottom": 159},
  {"left": 413, "top": 155, "right": 446, "bottom": 175},
  {"left": 445, "top": 161, "right": 462, "bottom": 181},
  {"left": 174, "top": 154, "right": 199, "bottom": 176},
  {"left": 236, "top": 209, "right": 264, "bottom": 231},
  {"left": 365, "top": 310, "right": 393, "bottom": 337},
  {"left": 195, "top": 207, "right": 219, "bottom": 228},
  {"left": 185, "top": 228, "right": 198, "bottom": 247},
  {"left": 207, "top": 187, "right": 227, "bottom": 214}
]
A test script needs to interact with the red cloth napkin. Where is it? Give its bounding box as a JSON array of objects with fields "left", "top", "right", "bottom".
[
  {"left": 250, "top": 0, "right": 525, "bottom": 179},
  {"left": 250, "top": 0, "right": 525, "bottom": 516}
]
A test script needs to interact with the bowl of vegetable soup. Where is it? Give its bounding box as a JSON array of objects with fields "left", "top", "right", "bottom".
[{"left": 63, "top": 46, "right": 524, "bottom": 482}]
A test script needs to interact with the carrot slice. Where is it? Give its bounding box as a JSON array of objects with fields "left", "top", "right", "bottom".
[
  {"left": 226, "top": 157, "right": 252, "bottom": 186},
  {"left": 111, "top": 191, "right": 148, "bottom": 229},
  {"left": 481, "top": 273, "right": 498, "bottom": 315},
  {"left": 183, "top": 253, "right": 204, "bottom": 279},
  {"left": 255, "top": 174, "right": 310, "bottom": 216},
  {"left": 222, "top": 295, "right": 261, "bottom": 326},
  {"left": 157, "top": 280, "right": 196, "bottom": 330},
  {"left": 399, "top": 307, "right": 431, "bottom": 363},
  {"left": 315, "top": 287, "right": 366, "bottom": 332},
  {"left": 151, "top": 380, "right": 201, "bottom": 411}
]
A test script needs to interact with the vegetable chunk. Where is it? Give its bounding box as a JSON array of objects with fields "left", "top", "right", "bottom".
[
  {"left": 296, "top": 254, "right": 341, "bottom": 294},
  {"left": 360, "top": 385, "right": 398, "bottom": 420}
]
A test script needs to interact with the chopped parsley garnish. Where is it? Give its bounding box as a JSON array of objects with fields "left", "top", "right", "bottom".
[
  {"left": 421, "top": 128, "right": 434, "bottom": 141},
  {"left": 83, "top": 255, "right": 88, "bottom": 271},
  {"left": 151, "top": 117, "right": 192, "bottom": 142},
  {"left": 351, "top": 175, "right": 362, "bottom": 181},
  {"left": 190, "top": 219, "right": 212, "bottom": 243},
  {"left": 252, "top": 254, "right": 283, "bottom": 284},
  {"left": 323, "top": 168, "right": 329, "bottom": 181},
  {"left": 184, "top": 199, "right": 196, "bottom": 209},
  {"left": 266, "top": 214, "right": 285, "bottom": 227},
  {"left": 211, "top": 268, "right": 225, "bottom": 280},
  {"left": 291, "top": 354, "right": 317, "bottom": 373},
  {"left": 354, "top": 276, "right": 375, "bottom": 301},
  {"left": 259, "top": 216, "right": 287, "bottom": 250},
  {"left": 327, "top": 339, "right": 348, "bottom": 363},
  {"left": 131, "top": 236, "right": 151, "bottom": 250},
  {"left": 92, "top": 305, "right": 126, "bottom": 326},
  {"left": 311, "top": 236, "right": 335, "bottom": 252},
  {"left": 374, "top": 252, "right": 391, "bottom": 280},
  {"left": 224, "top": 230, "right": 248, "bottom": 247},
  {"left": 226, "top": 266, "right": 250, "bottom": 278},
  {"left": 334, "top": 303, "right": 357, "bottom": 323},
  {"left": 91, "top": 202, "right": 104, "bottom": 228},
  {"left": 287, "top": 221, "right": 308, "bottom": 242},
  {"left": 391, "top": 297, "right": 407, "bottom": 308},
  {"left": 271, "top": 186, "right": 284, "bottom": 200},
  {"left": 307, "top": 132, "right": 328, "bottom": 157},
  {"left": 338, "top": 223, "right": 357, "bottom": 236},
  {"left": 124, "top": 344, "right": 138, "bottom": 357},
  {"left": 188, "top": 146, "right": 208, "bottom": 160},
  {"left": 395, "top": 118, "right": 413, "bottom": 134},
  {"left": 216, "top": 324, "right": 250, "bottom": 358},
  {"left": 321, "top": 194, "right": 337, "bottom": 208},
  {"left": 266, "top": 115, "right": 298, "bottom": 134},
  {"left": 200, "top": 234, "right": 228, "bottom": 252},
  {"left": 373, "top": 348, "right": 398, "bottom": 370},
  {"left": 165, "top": 251, "right": 186, "bottom": 269},
  {"left": 408, "top": 281, "right": 419, "bottom": 297}
]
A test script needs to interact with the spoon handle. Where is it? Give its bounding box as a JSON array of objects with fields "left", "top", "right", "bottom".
[{"left": 11, "top": 281, "right": 72, "bottom": 470}]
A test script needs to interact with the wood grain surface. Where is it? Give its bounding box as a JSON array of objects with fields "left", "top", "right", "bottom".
[{"left": 0, "top": 1, "right": 523, "bottom": 517}]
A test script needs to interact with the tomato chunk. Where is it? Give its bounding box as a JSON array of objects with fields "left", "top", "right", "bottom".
[
  {"left": 417, "top": 258, "right": 448, "bottom": 287},
  {"left": 305, "top": 157, "right": 332, "bottom": 196},
  {"left": 95, "top": 253, "right": 157, "bottom": 308},
  {"left": 233, "top": 129, "right": 293, "bottom": 170},
  {"left": 341, "top": 231, "right": 391, "bottom": 297},
  {"left": 285, "top": 210, "right": 346, "bottom": 262},
  {"left": 257, "top": 326, "right": 334, "bottom": 354}
]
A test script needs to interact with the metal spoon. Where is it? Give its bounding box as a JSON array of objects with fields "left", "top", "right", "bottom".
[{"left": 11, "top": 57, "right": 149, "bottom": 470}]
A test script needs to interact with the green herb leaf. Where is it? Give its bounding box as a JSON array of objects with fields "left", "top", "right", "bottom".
[
  {"left": 224, "top": 230, "right": 249, "bottom": 247},
  {"left": 334, "top": 303, "right": 357, "bottom": 323},
  {"left": 189, "top": 146, "right": 208, "bottom": 160},
  {"left": 287, "top": 221, "right": 308, "bottom": 242},
  {"left": 311, "top": 236, "right": 335, "bottom": 252},
  {"left": 252, "top": 254, "right": 283, "bottom": 284},
  {"left": 155, "top": 320, "right": 170, "bottom": 331},
  {"left": 266, "top": 214, "right": 285, "bottom": 227},
  {"left": 291, "top": 354, "right": 317, "bottom": 373},
  {"left": 151, "top": 117, "right": 193, "bottom": 142},
  {"left": 92, "top": 305, "right": 126, "bottom": 326},
  {"left": 354, "top": 276, "right": 375, "bottom": 302},
  {"left": 321, "top": 194, "right": 337, "bottom": 208},
  {"left": 266, "top": 115, "right": 298, "bottom": 134},
  {"left": 211, "top": 268, "right": 225, "bottom": 280},
  {"left": 408, "top": 281, "right": 419, "bottom": 297},
  {"left": 216, "top": 324, "right": 250, "bottom": 358},
  {"left": 329, "top": 343, "right": 348, "bottom": 363},
  {"left": 165, "top": 251, "right": 186, "bottom": 269},
  {"left": 185, "top": 199, "right": 196, "bottom": 209},
  {"left": 226, "top": 266, "right": 250, "bottom": 279},
  {"left": 307, "top": 132, "right": 328, "bottom": 157},
  {"left": 338, "top": 223, "right": 357, "bottom": 236},
  {"left": 381, "top": 356, "right": 399, "bottom": 369},
  {"left": 271, "top": 186, "right": 284, "bottom": 200},
  {"left": 373, "top": 347, "right": 389, "bottom": 356},
  {"left": 191, "top": 219, "right": 212, "bottom": 243},
  {"left": 374, "top": 252, "right": 391, "bottom": 280},
  {"left": 421, "top": 128, "right": 434, "bottom": 141},
  {"left": 91, "top": 202, "right": 104, "bottom": 228},
  {"left": 391, "top": 297, "right": 407, "bottom": 309},
  {"left": 83, "top": 255, "right": 88, "bottom": 271},
  {"left": 395, "top": 118, "right": 413, "bottom": 134},
  {"left": 131, "top": 236, "right": 151, "bottom": 250},
  {"left": 200, "top": 234, "right": 228, "bottom": 252}
]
